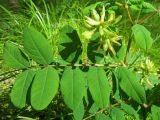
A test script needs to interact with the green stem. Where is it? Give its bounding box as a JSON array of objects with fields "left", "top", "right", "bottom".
[
  {"left": 142, "top": 106, "right": 147, "bottom": 120},
  {"left": 124, "top": 32, "right": 133, "bottom": 64},
  {"left": 83, "top": 102, "right": 120, "bottom": 120},
  {"left": 82, "top": 40, "right": 88, "bottom": 64},
  {"left": 135, "top": 4, "right": 142, "bottom": 24},
  {"left": 125, "top": 4, "right": 134, "bottom": 25}
]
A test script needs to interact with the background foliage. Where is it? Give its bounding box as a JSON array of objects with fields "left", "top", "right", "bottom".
[{"left": 0, "top": 0, "right": 160, "bottom": 120}]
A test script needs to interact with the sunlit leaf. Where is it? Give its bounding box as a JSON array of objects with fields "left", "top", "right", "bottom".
[
  {"left": 3, "top": 42, "right": 29, "bottom": 69},
  {"left": 142, "top": 2, "right": 157, "bottom": 13},
  {"left": 23, "top": 26, "right": 53, "bottom": 64},
  {"left": 60, "top": 67, "right": 86, "bottom": 110},
  {"left": 11, "top": 70, "right": 35, "bottom": 108},
  {"left": 117, "top": 67, "right": 146, "bottom": 104},
  {"left": 121, "top": 102, "right": 139, "bottom": 120},
  {"left": 132, "top": 24, "right": 153, "bottom": 51},
  {"left": 73, "top": 101, "right": 84, "bottom": 120},
  {"left": 110, "top": 108, "right": 125, "bottom": 120},
  {"left": 89, "top": 103, "right": 99, "bottom": 113},
  {"left": 130, "top": 5, "right": 141, "bottom": 11},
  {"left": 31, "top": 67, "right": 59, "bottom": 110},
  {"left": 87, "top": 67, "right": 111, "bottom": 108},
  {"left": 151, "top": 105, "right": 160, "bottom": 120}
]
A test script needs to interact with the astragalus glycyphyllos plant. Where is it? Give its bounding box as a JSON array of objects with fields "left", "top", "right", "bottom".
[{"left": 1, "top": 0, "right": 160, "bottom": 119}]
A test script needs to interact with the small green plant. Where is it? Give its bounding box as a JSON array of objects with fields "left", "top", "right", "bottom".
[{"left": 1, "top": 0, "right": 160, "bottom": 119}]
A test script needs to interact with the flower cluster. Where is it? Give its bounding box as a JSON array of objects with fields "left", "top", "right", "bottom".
[
  {"left": 140, "top": 58, "right": 157, "bottom": 75},
  {"left": 83, "top": 6, "right": 123, "bottom": 55}
]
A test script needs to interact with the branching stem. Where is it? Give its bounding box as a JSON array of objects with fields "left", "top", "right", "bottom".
[{"left": 83, "top": 103, "right": 120, "bottom": 120}]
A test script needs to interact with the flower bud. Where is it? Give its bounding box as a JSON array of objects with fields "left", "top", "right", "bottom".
[
  {"left": 99, "top": 26, "right": 104, "bottom": 36},
  {"left": 108, "top": 10, "right": 115, "bottom": 23},
  {"left": 100, "top": 6, "right": 105, "bottom": 23},
  {"left": 85, "top": 16, "right": 100, "bottom": 26},
  {"left": 82, "top": 29, "right": 96, "bottom": 40},
  {"left": 114, "top": 15, "right": 122, "bottom": 24},
  {"left": 92, "top": 9, "right": 100, "bottom": 21},
  {"left": 84, "top": 22, "right": 93, "bottom": 29}
]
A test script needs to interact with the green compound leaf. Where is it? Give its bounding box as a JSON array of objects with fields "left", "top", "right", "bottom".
[
  {"left": 87, "top": 67, "right": 111, "bottom": 108},
  {"left": 132, "top": 24, "right": 153, "bottom": 51},
  {"left": 117, "top": 67, "right": 146, "bottom": 104},
  {"left": 60, "top": 67, "right": 86, "bottom": 110},
  {"left": 3, "top": 42, "right": 29, "bottom": 69},
  {"left": 11, "top": 70, "right": 35, "bottom": 108},
  {"left": 23, "top": 26, "right": 53, "bottom": 64},
  {"left": 31, "top": 67, "right": 59, "bottom": 110}
]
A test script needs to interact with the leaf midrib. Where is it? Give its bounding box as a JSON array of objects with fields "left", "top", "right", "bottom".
[
  {"left": 18, "top": 71, "right": 29, "bottom": 107},
  {"left": 121, "top": 70, "right": 144, "bottom": 103},
  {"left": 139, "top": 27, "right": 149, "bottom": 50},
  {"left": 38, "top": 68, "right": 49, "bottom": 108},
  {"left": 72, "top": 69, "right": 75, "bottom": 109},
  {"left": 97, "top": 68, "right": 105, "bottom": 108}
]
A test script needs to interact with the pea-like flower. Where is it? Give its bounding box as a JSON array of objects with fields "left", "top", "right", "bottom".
[
  {"left": 83, "top": 5, "right": 123, "bottom": 56},
  {"left": 140, "top": 58, "right": 156, "bottom": 74}
]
